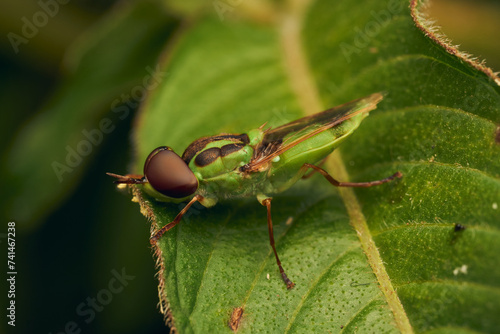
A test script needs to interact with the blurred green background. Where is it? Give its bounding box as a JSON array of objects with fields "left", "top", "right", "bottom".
[{"left": 0, "top": 0, "right": 498, "bottom": 333}]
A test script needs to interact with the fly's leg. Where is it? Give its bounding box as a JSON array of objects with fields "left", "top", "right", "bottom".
[
  {"left": 150, "top": 195, "right": 204, "bottom": 244},
  {"left": 303, "top": 163, "right": 402, "bottom": 187},
  {"left": 301, "top": 157, "right": 328, "bottom": 179},
  {"left": 301, "top": 169, "right": 316, "bottom": 180},
  {"left": 260, "top": 197, "right": 295, "bottom": 289}
]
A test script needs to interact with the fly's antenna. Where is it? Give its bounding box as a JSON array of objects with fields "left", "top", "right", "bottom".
[{"left": 106, "top": 172, "right": 146, "bottom": 184}]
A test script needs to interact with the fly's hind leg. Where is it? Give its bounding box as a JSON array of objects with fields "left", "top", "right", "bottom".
[
  {"left": 150, "top": 195, "right": 204, "bottom": 244},
  {"left": 301, "top": 157, "right": 328, "bottom": 179},
  {"left": 302, "top": 163, "right": 402, "bottom": 187},
  {"left": 258, "top": 195, "right": 295, "bottom": 290}
]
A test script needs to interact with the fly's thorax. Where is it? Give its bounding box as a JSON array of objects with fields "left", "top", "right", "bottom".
[
  {"left": 188, "top": 139, "right": 254, "bottom": 179},
  {"left": 246, "top": 128, "right": 264, "bottom": 146},
  {"left": 199, "top": 167, "right": 271, "bottom": 199}
]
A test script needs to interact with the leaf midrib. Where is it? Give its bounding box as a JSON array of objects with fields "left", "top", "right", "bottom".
[{"left": 280, "top": 0, "right": 414, "bottom": 332}]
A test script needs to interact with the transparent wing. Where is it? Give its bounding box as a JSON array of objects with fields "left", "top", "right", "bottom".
[{"left": 241, "top": 93, "right": 384, "bottom": 172}]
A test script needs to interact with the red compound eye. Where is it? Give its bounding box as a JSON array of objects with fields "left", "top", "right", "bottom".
[{"left": 144, "top": 147, "right": 198, "bottom": 198}]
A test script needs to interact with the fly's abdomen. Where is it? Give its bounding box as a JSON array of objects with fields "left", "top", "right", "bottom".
[{"left": 268, "top": 113, "right": 367, "bottom": 190}]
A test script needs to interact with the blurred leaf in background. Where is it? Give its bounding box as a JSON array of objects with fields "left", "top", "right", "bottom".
[
  {"left": 1, "top": 0, "right": 177, "bottom": 333},
  {"left": 3, "top": 0, "right": 177, "bottom": 228},
  {"left": 0, "top": 0, "right": 499, "bottom": 333},
  {"left": 427, "top": 0, "right": 500, "bottom": 71}
]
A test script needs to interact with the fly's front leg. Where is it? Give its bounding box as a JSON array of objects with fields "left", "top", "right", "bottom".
[
  {"left": 150, "top": 195, "right": 204, "bottom": 244},
  {"left": 302, "top": 163, "right": 402, "bottom": 187},
  {"left": 258, "top": 196, "right": 295, "bottom": 289}
]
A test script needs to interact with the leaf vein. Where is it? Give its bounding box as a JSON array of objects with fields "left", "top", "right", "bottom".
[{"left": 283, "top": 244, "right": 361, "bottom": 333}]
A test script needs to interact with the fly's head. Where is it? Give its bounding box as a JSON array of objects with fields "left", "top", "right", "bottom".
[{"left": 107, "top": 146, "right": 199, "bottom": 201}]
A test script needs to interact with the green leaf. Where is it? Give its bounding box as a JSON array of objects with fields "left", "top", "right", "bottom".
[
  {"left": 3, "top": 1, "right": 177, "bottom": 228},
  {"left": 128, "top": 0, "right": 500, "bottom": 332}
]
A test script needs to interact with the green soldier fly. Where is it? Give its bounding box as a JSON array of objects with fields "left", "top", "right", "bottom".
[{"left": 108, "top": 93, "right": 402, "bottom": 289}]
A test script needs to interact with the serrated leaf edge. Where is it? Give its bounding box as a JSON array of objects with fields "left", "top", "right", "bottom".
[{"left": 410, "top": 0, "right": 500, "bottom": 86}]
